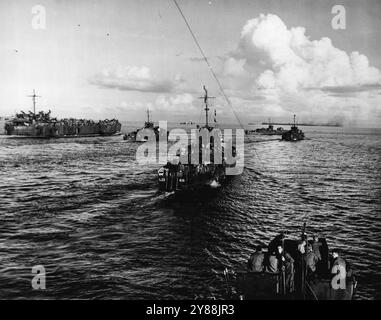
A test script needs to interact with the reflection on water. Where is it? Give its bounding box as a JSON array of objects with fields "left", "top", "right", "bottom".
[{"left": 0, "top": 125, "right": 380, "bottom": 299}]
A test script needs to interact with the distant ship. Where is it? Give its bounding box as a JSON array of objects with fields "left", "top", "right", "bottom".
[
  {"left": 180, "top": 120, "right": 195, "bottom": 125},
  {"left": 282, "top": 115, "right": 305, "bottom": 141},
  {"left": 261, "top": 121, "right": 341, "bottom": 127},
  {"left": 246, "top": 119, "right": 285, "bottom": 136},
  {"left": 157, "top": 86, "right": 237, "bottom": 192},
  {"left": 4, "top": 90, "right": 121, "bottom": 138},
  {"left": 123, "top": 109, "right": 164, "bottom": 142}
]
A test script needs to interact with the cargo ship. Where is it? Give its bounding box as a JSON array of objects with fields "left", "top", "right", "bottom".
[
  {"left": 3, "top": 90, "right": 121, "bottom": 138},
  {"left": 157, "top": 86, "right": 237, "bottom": 192}
]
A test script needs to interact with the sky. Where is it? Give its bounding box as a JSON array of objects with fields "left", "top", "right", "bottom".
[{"left": 0, "top": 0, "right": 380, "bottom": 127}]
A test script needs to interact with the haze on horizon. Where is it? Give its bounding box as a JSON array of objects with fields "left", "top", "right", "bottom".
[{"left": 0, "top": 0, "right": 380, "bottom": 128}]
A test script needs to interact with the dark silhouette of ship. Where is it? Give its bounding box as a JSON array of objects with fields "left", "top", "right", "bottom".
[
  {"left": 180, "top": 120, "right": 195, "bottom": 125},
  {"left": 4, "top": 90, "right": 121, "bottom": 138},
  {"left": 261, "top": 121, "right": 341, "bottom": 127},
  {"left": 246, "top": 118, "right": 285, "bottom": 136},
  {"left": 123, "top": 109, "right": 164, "bottom": 142},
  {"left": 157, "top": 86, "right": 237, "bottom": 192},
  {"left": 282, "top": 115, "right": 305, "bottom": 141}
]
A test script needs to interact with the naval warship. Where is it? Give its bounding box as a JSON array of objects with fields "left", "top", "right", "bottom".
[
  {"left": 157, "top": 86, "right": 237, "bottom": 192},
  {"left": 4, "top": 90, "right": 121, "bottom": 138},
  {"left": 282, "top": 115, "right": 305, "bottom": 141}
]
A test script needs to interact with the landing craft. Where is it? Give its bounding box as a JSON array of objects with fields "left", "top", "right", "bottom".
[
  {"left": 223, "top": 223, "right": 357, "bottom": 300},
  {"left": 4, "top": 90, "right": 121, "bottom": 138},
  {"left": 245, "top": 118, "right": 285, "bottom": 136},
  {"left": 123, "top": 109, "right": 167, "bottom": 142},
  {"left": 282, "top": 115, "right": 305, "bottom": 141},
  {"left": 157, "top": 86, "right": 241, "bottom": 193}
]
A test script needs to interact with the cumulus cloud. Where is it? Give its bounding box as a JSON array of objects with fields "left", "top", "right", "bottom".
[
  {"left": 219, "top": 14, "right": 381, "bottom": 126},
  {"left": 235, "top": 14, "right": 381, "bottom": 93},
  {"left": 90, "top": 66, "right": 182, "bottom": 93},
  {"left": 155, "top": 93, "right": 195, "bottom": 112},
  {"left": 222, "top": 57, "right": 248, "bottom": 77}
]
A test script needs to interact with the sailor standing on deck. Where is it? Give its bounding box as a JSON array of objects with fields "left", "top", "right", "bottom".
[
  {"left": 311, "top": 235, "right": 322, "bottom": 261},
  {"left": 268, "top": 232, "right": 285, "bottom": 255},
  {"left": 310, "top": 235, "right": 323, "bottom": 273},
  {"left": 304, "top": 244, "right": 319, "bottom": 279},
  {"left": 276, "top": 245, "right": 295, "bottom": 293},
  {"left": 330, "top": 249, "right": 346, "bottom": 270},
  {"left": 297, "top": 239, "right": 307, "bottom": 255},
  {"left": 330, "top": 249, "right": 352, "bottom": 277},
  {"left": 294, "top": 239, "right": 307, "bottom": 293},
  {"left": 247, "top": 245, "right": 265, "bottom": 272},
  {"left": 267, "top": 252, "right": 279, "bottom": 273},
  {"left": 329, "top": 248, "right": 353, "bottom": 287}
]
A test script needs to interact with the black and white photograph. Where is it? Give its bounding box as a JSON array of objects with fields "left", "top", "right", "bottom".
[{"left": 0, "top": 0, "right": 380, "bottom": 307}]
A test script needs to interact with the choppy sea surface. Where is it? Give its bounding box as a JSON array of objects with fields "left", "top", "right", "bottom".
[{"left": 0, "top": 122, "right": 380, "bottom": 300}]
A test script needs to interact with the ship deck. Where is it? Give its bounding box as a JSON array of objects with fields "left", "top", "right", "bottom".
[{"left": 0, "top": 132, "right": 122, "bottom": 139}]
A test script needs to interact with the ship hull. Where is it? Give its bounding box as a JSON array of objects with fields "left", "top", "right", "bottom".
[
  {"left": 282, "top": 130, "right": 305, "bottom": 141},
  {"left": 4, "top": 132, "right": 122, "bottom": 139},
  {"left": 4, "top": 123, "right": 121, "bottom": 138},
  {"left": 233, "top": 272, "right": 356, "bottom": 300},
  {"left": 158, "top": 163, "right": 227, "bottom": 192},
  {"left": 159, "top": 174, "right": 225, "bottom": 192},
  {"left": 124, "top": 128, "right": 168, "bottom": 142}
]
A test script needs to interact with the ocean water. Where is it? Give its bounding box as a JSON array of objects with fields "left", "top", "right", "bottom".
[{"left": 0, "top": 123, "right": 380, "bottom": 299}]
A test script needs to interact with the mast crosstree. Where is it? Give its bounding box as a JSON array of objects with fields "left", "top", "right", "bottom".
[
  {"left": 198, "top": 85, "right": 215, "bottom": 128},
  {"left": 27, "top": 89, "right": 41, "bottom": 117}
]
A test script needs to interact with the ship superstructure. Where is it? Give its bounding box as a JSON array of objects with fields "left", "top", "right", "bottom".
[{"left": 157, "top": 86, "right": 236, "bottom": 192}]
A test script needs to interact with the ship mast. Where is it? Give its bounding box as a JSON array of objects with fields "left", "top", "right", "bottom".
[
  {"left": 205, "top": 87, "right": 209, "bottom": 127},
  {"left": 293, "top": 114, "right": 296, "bottom": 127},
  {"left": 198, "top": 85, "right": 215, "bottom": 128},
  {"left": 27, "top": 89, "right": 41, "bottom": 117},
  {"left": 147, "top": 108, "right": 150, "bottom": 123}
]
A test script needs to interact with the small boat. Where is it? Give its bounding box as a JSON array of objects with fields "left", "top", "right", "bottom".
[
  {"left": 282, "top": 115, "right": 305, "bottom": 141},
  {"left": 223, "top": 224, "right": 357, "bottom": 300},
  {"left": 123, "top": 109, "right": 164, "bottom": 142}
]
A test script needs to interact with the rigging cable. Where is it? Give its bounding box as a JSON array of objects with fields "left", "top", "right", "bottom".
[
  {"left": 305, "top": 281, "right": 319, "bottom": 300},
  {"left": 172, "top": 0, "right": 244, "bottom": 129},
  {"left": 172, "top": 1, "right": 316, "bottom": 268},
  {"left": 172, "top": 0, "right": 275, "bottom": 188}
]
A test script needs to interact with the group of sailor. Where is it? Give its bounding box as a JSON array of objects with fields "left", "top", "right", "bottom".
[
  {"left": 54, "top": 118, "right": 121, "bottom": 135},
  {"left": 12, "top": 110, "right": 121, "bottom": 131},
  {"left": 14, "top": 110, "right": 56, "bottom": 123},
  {"left": 59, "top": 118, "right": 120, "bottom": 127},
  {"left": 247, "top": 232, "right": 350, "bottom": 293},
  {"left": 247, "top": 242, "right": 296, "bottom": 293}
]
